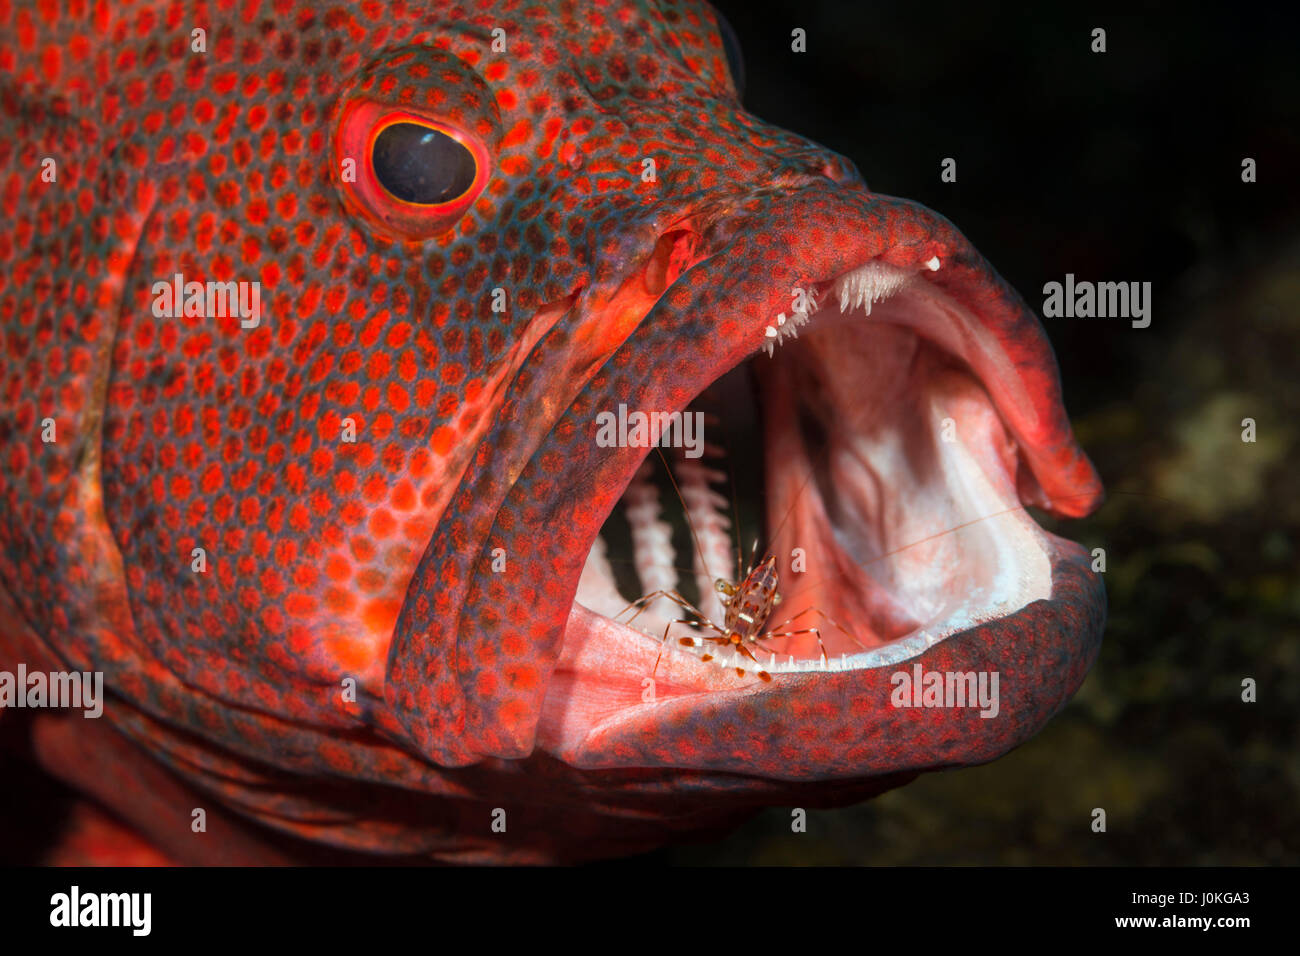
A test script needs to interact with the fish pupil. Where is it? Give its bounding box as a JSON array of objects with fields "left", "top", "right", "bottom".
[{"left": 372, "top": 122, "right": 476, "bottom": 205}]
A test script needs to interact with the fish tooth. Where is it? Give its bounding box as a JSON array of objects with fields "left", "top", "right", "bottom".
[
  {"left": 776, "top": 312, "right": 786, "bottom": 326},
  {"left": 764, "top": 325, "right": 778, "bottom": 337},
  {"left": 926, "top": 256, "right": 941, "bottom": 271}
]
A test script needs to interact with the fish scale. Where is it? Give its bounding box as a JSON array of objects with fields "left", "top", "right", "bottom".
[{"left": 0, "top": 0, "right": 1105, "bottom": 863}]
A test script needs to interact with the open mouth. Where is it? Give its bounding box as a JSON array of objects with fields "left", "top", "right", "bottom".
[
  {"left": 384, "top": 195, "right": 1103, "bottom": 776},
  {"left": 570, "top": 258, "right": 1060, "bottom": 690}
]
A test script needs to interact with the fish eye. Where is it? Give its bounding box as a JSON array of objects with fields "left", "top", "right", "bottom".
[
  {"left": 372, "top": 121, "right": 478, "bottom": 205},
  {"left": 712, "top": 7, "right": 746, "bottom": 101},
  {"left": 335, "top": 103, "right": 491, "bottom": 241}
]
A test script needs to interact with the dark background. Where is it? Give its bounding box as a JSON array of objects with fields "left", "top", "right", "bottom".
[{"left": 640, "top": 0, "right": 1298, "bottom": 863}]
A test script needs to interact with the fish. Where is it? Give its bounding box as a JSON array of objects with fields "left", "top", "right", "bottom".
[{"left": 0, "top": 0, "right": 1105, "bottom": 863}]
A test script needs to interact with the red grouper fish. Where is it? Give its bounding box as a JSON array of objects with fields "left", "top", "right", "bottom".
[{"left": 0, "top": 0, "right": 1105, "bottom": 864}]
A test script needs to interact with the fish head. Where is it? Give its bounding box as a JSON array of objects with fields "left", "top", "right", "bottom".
[
  {"left": 349, "top": 4, "right": 1105, "bottom": 786},
  {"left": 5, "top": 0, "right": 1105, "bottom": 862}
]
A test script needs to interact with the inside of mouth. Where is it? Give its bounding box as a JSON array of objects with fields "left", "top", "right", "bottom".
[{"left": 576, "top": 280, "right": 1054, "bottom": 677}]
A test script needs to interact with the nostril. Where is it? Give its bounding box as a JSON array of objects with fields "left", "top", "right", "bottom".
[
  {"left": 817, "top": 156, "right": 860, "bottom": 186},
  {"left": 767, "top": 156, "right": 862, "bottom": 193}
]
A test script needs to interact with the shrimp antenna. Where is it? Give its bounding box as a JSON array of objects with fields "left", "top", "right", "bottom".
[
  {"left": 654, "top": 446, "right": 716, "bottom": 584},
  {"left": 727, "top": 458, "right": 744, "bottom": 584}
]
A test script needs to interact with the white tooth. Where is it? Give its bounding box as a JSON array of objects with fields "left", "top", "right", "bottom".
[
  {"left": 764, "top": 325, "right": 778, "bottom": 337},
  {"left": 769, "top": 653, "right": 777, "bottom": 668},
  {"left": 764, "top": 342, "right": 774, "bottom": 358},
  {"left": 839, "top": 284, "right": 850, "bottom": 313},
  {"left": 776, "top": 312, "right": 786, "bottom": 326},
  {"left": 926, "top": 256, "right": 940, "bottom": 271}
]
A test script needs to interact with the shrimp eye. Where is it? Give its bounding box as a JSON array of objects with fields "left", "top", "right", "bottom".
[
  {"left": 336, "top": 104, "right": 491, "bottom": 241},
  {"left": 373, "top": 121, "right": 477, "bottom": 205}
]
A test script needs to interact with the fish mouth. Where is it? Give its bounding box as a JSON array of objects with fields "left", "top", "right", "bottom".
[
  {"left": 572, "top": 260, "right": 1059, "bottom": 678},
  {"left": 386, "top": 187, "right": 1104, "bottom": 778},
  {"left": 530, "top": 196, "right": 1105, "bottom": 773}
]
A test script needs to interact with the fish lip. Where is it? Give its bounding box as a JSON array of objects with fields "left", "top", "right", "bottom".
[{"left": 552, "top": 533, "right": 1106, "bottom": 778}]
